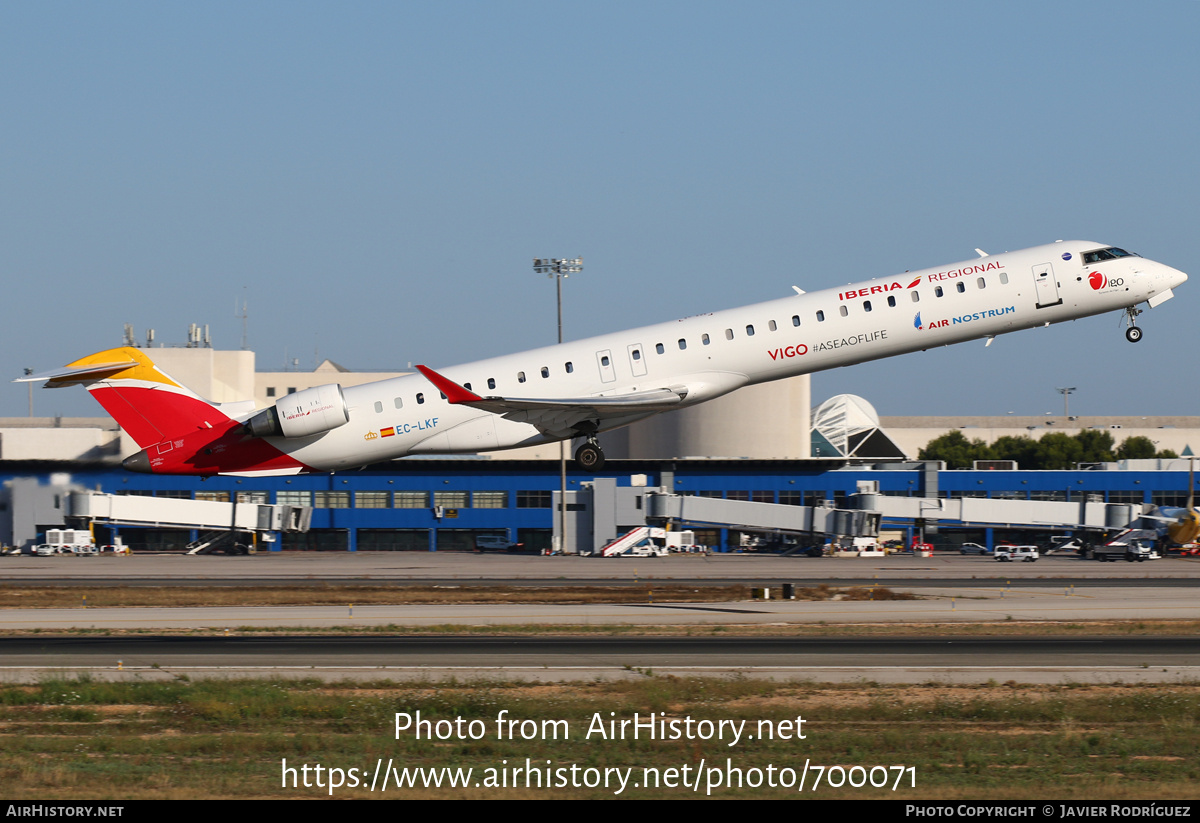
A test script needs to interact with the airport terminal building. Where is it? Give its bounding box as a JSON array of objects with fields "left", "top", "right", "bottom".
[{"left": 3, "top": 334, "right": 1196, "bottom": 553}]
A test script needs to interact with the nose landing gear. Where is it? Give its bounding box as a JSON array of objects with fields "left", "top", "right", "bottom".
[{"left": 1124, "top": 306, "right": 1144, "bottom": 343}]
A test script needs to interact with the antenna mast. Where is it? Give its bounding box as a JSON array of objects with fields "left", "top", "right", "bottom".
[{"left": 236, "top": 289, "right": 249, "bottom": 350}]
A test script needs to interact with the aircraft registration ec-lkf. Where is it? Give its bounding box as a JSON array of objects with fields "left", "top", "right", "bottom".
[{"left": 18, "top": 240, "right": 1188, "bottom": 477}]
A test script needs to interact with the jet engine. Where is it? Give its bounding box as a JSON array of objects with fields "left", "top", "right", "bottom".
[{"left": 244, "top": 384, "right": 349, "bottom": 439}]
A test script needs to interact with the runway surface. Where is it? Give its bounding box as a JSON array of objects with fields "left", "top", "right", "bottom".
[
  {"left": 6, "top": 551, "right": 1200, "bottom": 585},
  {"left": 3, "top": 553, "right": 1198, "bottom": 683},
  {"left": 2, "top": 634, "right": 1197, "bottom": 685}
]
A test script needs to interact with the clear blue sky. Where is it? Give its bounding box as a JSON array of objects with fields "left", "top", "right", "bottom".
[{"left": 2, "top": 1, "right": 1197, "bottom": 419}]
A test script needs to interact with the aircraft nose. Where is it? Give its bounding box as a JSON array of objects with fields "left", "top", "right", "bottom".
[{"left": 1158, "top": 261, "right": 1188, "bottom": 288}]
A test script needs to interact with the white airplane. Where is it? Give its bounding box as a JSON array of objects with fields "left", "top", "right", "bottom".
[{"left": 18, "top": 240, "right": 1187, "bottom": 476}]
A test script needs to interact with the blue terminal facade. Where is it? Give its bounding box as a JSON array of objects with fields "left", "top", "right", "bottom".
[{"left": 1, "top": 459, "right": 1190, "bottom": 552}]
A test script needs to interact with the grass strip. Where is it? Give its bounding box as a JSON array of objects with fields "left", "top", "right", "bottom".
[{"left": 1, "top": 675, "right": 1197, "bottom": 799}]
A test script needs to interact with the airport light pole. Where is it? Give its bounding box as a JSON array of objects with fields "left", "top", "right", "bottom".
[
  {"left": 1057, "top": 386, "right": 1076, "bottom": 419},
  {"left": 534, "top": 257, "right": 583, "bottom": 554}
]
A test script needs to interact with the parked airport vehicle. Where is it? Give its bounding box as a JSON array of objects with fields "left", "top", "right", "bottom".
[
  {"left": 474, "top": 533, "right": 522, "bottom": 552},
  {"left": 20, "top": 241, "right": 1186, "bottom": 476},
  {"left": 959, "top": 542, "right": 991, "bottom": 555},
  {"left": 994, "top": 545, "right": 1039, "bottom": 562},
  {"left": 1046, "top": 536, "right": 1086, "bottom": 555},
  {"left": 1092, "top": 529, "right": 1159, "bottom": 562}
]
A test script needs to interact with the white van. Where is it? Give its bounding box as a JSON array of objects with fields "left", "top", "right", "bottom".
[{"left": 994, "top": 545, "right": 1039, "bottom": 562}]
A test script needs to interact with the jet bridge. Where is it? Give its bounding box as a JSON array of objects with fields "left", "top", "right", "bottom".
[
  {"left": 563, "top": 477, "right": 1150, "bottom": 555},
  {"left": 646, "top": 493, "right": 880, "bottom": 541},
  {"left": 855, "top": 489, "right": 1147, "bottom": 531},
  {"left": 66, "top": 491, "right": 311, "bottom": 554},
  {"left": 562, "top": 478, "right": 880, "bottom": 555}
]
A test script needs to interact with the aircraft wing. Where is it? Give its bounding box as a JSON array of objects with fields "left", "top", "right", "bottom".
[{"left": 415, "top": 365, "right": 686, "bottom": 433}]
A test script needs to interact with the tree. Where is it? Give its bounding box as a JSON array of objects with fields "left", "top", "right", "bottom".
[
  {"left": 988, "top": 435, "right": 1043, "bottom": 469},
  {"left": 1035, "top": 432, "right": 1085, "bottom": 470},
  {"left": 1074, "top": 429, "right": 1115, "bottom": 464},
  {"left": 1115, "top": 436, "right": 1157, "bottom": 460},
  {"left": 918, "top": 431, "right": 991, "bottom": 469}
]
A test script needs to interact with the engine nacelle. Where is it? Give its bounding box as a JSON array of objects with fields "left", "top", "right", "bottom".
[{"left": 244, "top": 383, "right": 349, "bottom": 439}]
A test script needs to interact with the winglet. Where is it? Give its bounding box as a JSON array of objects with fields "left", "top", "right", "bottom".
[{"left": 415, "top": 365, "right": 484, "bottom": 404}]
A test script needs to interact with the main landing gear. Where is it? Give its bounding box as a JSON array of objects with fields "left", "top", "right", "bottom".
[
  {"left": 574, "top": 438, "right": 605, "bottom": 471},
  {"left": 1124, "top": 306, "right": 1144, "bottom": 343}
]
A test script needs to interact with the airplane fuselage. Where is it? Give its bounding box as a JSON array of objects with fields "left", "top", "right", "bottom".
[{"left": 128, "top": 240, "right": 1190, "bottom": 474}]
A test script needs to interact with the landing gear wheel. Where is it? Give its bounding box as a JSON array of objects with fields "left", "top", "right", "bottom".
[
  {"left": 574, "top": 441, "right": 605, "bottom": 471},
  {"left": 1125, "top": 326, "right": 1143, "bottom": 343}
]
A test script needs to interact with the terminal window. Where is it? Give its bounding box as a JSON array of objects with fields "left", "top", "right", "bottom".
[
  {"left": 355, "top": 491, "right": 391, "bottom": 509},
  {"left": 315, "top": 491, "right": 350, "bottom": 508},
  {"left": 434, "top": 490, "right": 469, "bottom": 508},
  {"left": 395, "top": 491, "right": 430, "bottom": 508},
  {"left": 517, "top": 490, "right": 552, "bottom": 508}
]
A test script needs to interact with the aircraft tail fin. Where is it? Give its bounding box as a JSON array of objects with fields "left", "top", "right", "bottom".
[{"left": 17, "top": 347, "right": 231, "bottom": 449}]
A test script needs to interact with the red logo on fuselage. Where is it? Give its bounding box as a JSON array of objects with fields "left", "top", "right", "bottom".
[
  {"left": 1089, "top": 271, "right": 1107, "bottom": 290},
  {"left": 838, "top": 278, "right": 921, "bottom": 302},
  {"left": 768, "top": 344, "right": 807, "bottom": 360}
]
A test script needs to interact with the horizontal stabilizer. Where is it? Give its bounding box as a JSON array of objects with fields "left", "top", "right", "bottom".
[{"left": 14, "top": 360, "right": 139, "bottom": 387}]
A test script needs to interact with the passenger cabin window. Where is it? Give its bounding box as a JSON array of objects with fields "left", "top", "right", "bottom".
[
  {"left": 745, "top": 325, "right": 755, "bottom": 336},
  {"left": 702, "top": 333, "right": 710, "bottom": 345},
  {"left": 935, "top": 286, "right": 944, "bottom": 297},
  {"left": 977, "top": 278, "right": 986, "bottom": 289},
  {"left": 393, "top": 397, "right": 403, "bottom": 409},
  {"left": 887, "top": 295, "right": 896, "bottom": 307},
  {"left": 518, "top": 371, "right": 526, "bottom": 383},
  {"left": 374, "top": 401, "right": 383, "bottom": 413},
  {"left": 725, "top": 329, "right": 734, "bottom": 340},
  {"left": 487, "top": 378, "right": 496, "bottom": 389},
  {"left": 791, "top": 315, "right": 800, "bottom": 326},
  {"left": 816, "top": 310, "right": 825, "bottom": 322},
  {"left": 417, "top": 393, "right": 425, "bottom": 404},
  {"left": 863, "top": 300, "right": 872, "bottom": 312},
  {"left": 911, "top": 291, "right": 920, "bottom": 303},
  {"left": 999, "top": 272, "right": 1009, "bottom": 285},
  {"left": 600, "top": 356, "right": 609, "bottom": 367},
  {"left": 768, "top": 320, "right": 777, "bottom": 331},
  {"left": 463, "top": 383, "right": 471, "bottom": 391},
  {"left": 565, "top": 362, "right": 573, "bottom": 373},
  {"left": 540, "top": 366, "right": 549, "bottom": 378},
  {"left": 632, "top": 349, "right": 642, "bottom": 360},
  {"left": 839, "top": 306, "right": 848, "bottom": 317},
  {"left": 655, "top": 343, "right": 664, "bottom": 354},
  {"left": 677, "top": 339, "right": 686, "bottom": 350},
  {"left": 956, "top": 282, "right": 965, "bottom": 293}
]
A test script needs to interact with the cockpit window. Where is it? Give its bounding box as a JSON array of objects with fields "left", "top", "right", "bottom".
[{"left": 1083, "top": 247, "right": 1139, "bottom": 264}]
